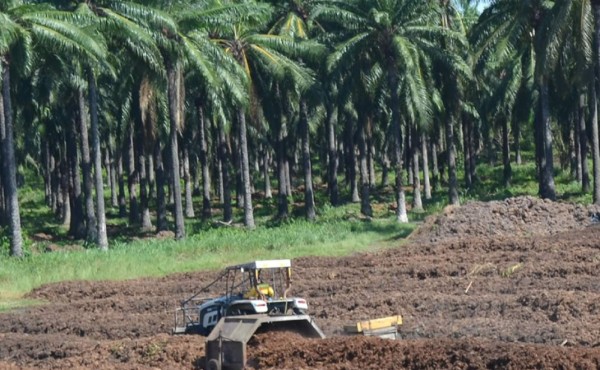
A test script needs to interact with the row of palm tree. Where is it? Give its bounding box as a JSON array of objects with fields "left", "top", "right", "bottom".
[{"left": 2, "top": 0, "right": 600, "bottom": 257}]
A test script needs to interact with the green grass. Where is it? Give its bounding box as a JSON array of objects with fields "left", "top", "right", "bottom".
[{"left": 0, "top": 202, "right": 415, "bottom": 310}]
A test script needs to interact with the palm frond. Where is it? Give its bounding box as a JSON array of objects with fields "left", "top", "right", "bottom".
[
  {"left": 0, "top": 12, "right": 21, "bottom": 55},
  {"left": 23, "top": 14, "right": 106, "bottom": 61},
  {"left": 107, "top": 0, "right": 177, "bottom": 36},
  {"left": 101, "top": 8, "right": 164, "bottom": 74},
  {"left": 247, "top": 34, "right": 325, "bottom": 63},
  {"left": 177, "top": 1, "right": 272, "bottom": 32}
]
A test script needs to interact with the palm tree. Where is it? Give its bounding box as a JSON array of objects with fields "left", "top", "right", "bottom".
[
  {"left": 175, "top": 2, "right": 250, "bottom": 222},
  {"left": 316, "top": 0, "right": 466, "bottom": 222},
  {"left": 96, "top": 0, "right": 183, "bottom": 237},
  {"left": 585, "top": 0, "right": 600, "bottom": 203},
  {"left": 45, "top": 0, "right": 173, "bottom": 243},
  {"left": 1, "top": 2, "right": 105, "bottom": 256},
  {"left": 268, "top": 0, "right": 325, "bottom": 220},
  {"left": 473, "top": 0, "right": 556, "bottom": 199},
  {"left": 538, "top": 0, "right": 597, "bottom": 202},
  {"left": 207, "top": 3, "right": 316, "bottom": 227},
  {"left": 436, "top": 0, "right": 473, "bottom": 205},
  {"left": 1, "top": 5, "right": 26, "bottom": 256}
]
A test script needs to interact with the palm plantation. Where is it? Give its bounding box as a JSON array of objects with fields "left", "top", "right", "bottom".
[{"left": 2, "top": 0, "right": 600, "bottom": 255}]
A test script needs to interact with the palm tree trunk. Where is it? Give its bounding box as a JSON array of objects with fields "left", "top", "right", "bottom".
[
  {"left": 422, "top": 133, "right": 431, "bottom": 200},
  {"left": 103, "top": 150, "right": 109, "bottom": 191},
  {"left": 154, "top": 142, "right": 168, "bottom": 232},
  {"left": 263, "top": 150, "right": 272, "bottom": 199},
  {"left": 167, "top": 60, "right": 185, "bottom": 239},
  {"left": 216, "top": 136, "right": 224, "bottom": 204},
  {"left": 462, "top": 115, "right": 472, "bottom": 189},
  {"left": 431, "top": 131, "right": 441, "bottom": 192},
  {"left": 232, "top": 127, "right": 243, "bottom": 209},
  {"left": 345, "top": 118, "right": 359, "bottom": 203},
  {"left": 131, "top": 80, "right": 152, "bottom": 232},
  {"left": 127, "top": 125, "right": 139, "bottom": 224},
  {"left": 591, "top": 81, "right": 600, "bottom": 203},
  {"left": 105, "top": 147, "right": 116, "bottom": 207},
  {"left": 60, "top": 145, "right": 71, "bottom": 226},
  {"left": 405, "top": 129, "right": 413, "bottom": 186},
  {"left": 446, "top": 114, "right": 460, "bottom": 206},
  {"left": 514, "top": 121, "right": 522, "bottom": 165},
  {"left": 502, "top": 115, "right": 512, "bottom": 187},
  {"left": 388, "top": 65, "right": 408, "bottom": 223},
  {"left": 109, "top": 145, "right": 118, "bottom": 207},
  {"left": 285, "top": 158, "right": 292, "bottom": 197},
  {"left": 469, "top": 118, "right": 477, "bottom": 183},
  {"left": 218, "top": 119, "right": 232, "bottom": 223},
  {"left": 117, "top": 155, "right": 127, "bottom": 218},
  {"left": 299, "top": 100, "right": 316, "bottom": 220},
  {"left": 68, "top": 117, "right": 85, "bottom": 238},
  {"left": 197, "top": 102, "right": 211, "bottom": 219},
  {"left": 569, "top": 118, "right": 577, "bottom": 178},
  {"left": 147, "top": 153, "right": 155, "bottom": 199},
  {"left": 1, "top": 63, "right": 23, "bottom": 256},
  {"left": 44, "top": 140, "right": 51, "bottom": 206},
  {"left": 78, "top": 88, "right": 98, "bottom": 244},
  {"left": 357, "top": 113, "right": 371, "bottom": 217},
  {"left": 326, "top": 104, "right": 339, "bottom": 206},
  {"left": 581, "top": 92, "right": 591, "bottom": 192},
  {"left": 576, "top": 94, "right": 583, "bottom": 183},
  {"left": 575, "top": 107, "right": 582, "bottom": 182},
  {"left": 192, "top": 158, "right": 200, "bottom": 196},
  {"left": 237, "top": 109, "right": 255, "bottom": 228},
  {"left": 49, "top": 150, "right": 58, "bottom": 215},
  {"left": 592, "top": 3, "right": 600, "bottom": 203},
  {"left": 381, "top": 150, "right": 390, "bottom": 188},
  {"left": 138, "top": 147, "right": 153, "bottom": 230},
  {"left": 538, "top": 77, "right": 556, "bottom": 200},
  {"left": 412, "top": 127, "right": 423, "bottom": 211},
  {"left": 88, "top": 72, "right": 108, "bottom": 250},
  {"left": 0, "top": 85, "right": 6, "bottom": 223},
  {"left": 534, "top": 100, "right": 543, "bottom": 179},
  {"left": 277, "top": 121, "right": 289, "bottom": 219},
  {"left": 183, "top": 146, "right": 195, "bottom": 218},
  {"left": 366, "top": 120, "right": 376, "bottom": 187}
]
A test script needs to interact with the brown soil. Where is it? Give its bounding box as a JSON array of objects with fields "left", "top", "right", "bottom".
[{"left": 2, "top": 196, "right": 600, "bottom": 369}]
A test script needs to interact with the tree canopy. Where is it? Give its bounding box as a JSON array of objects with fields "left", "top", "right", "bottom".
[{"left": 2, "top": 0, "right": 600, "bottom": 256}]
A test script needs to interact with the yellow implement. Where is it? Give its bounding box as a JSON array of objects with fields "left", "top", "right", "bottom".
[{"left": 344, "top": 315, "right": 402, "bottom": 339}]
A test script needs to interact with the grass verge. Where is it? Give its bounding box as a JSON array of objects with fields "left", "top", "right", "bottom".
[{"left": 0, "top": 210, "right": 415, "bottom": 310}]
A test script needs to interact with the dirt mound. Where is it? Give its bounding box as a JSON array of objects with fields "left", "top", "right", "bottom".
[
  {"left": 411, "top": 196, "right": 600, "bottom": 243},
  {"left": 2, "top": 197, "right": 600, "bottom": 369},
  {"left": 247, "top": 335, "right": 600, "bottom": 369},
  {"left": 0, "top": 333, "right": 204, "bottom": 369}
]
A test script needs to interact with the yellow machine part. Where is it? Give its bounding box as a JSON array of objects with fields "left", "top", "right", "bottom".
[{"left": 344, "top": 315, "right": 403, "bottom": 334}]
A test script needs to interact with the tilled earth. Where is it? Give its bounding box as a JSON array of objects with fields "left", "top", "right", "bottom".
[{"left": 2, "top": 196, "right": 600, "bottom": 369}]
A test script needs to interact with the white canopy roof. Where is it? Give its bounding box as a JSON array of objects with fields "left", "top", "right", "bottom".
[{"left": 227, "top": 259, "right": 291, "bottom": 270}]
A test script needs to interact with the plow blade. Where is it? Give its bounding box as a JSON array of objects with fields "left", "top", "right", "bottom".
[{"left": 206, "top": 314, "right": 324, "bottom": 370}]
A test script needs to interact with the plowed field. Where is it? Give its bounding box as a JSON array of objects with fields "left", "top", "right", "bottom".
[{"left": 2, "top": 196, "right": 600, "bottom": 369}]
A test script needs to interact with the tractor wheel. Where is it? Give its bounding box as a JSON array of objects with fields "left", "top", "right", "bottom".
[{"left": 207, "top": 359, "right": 221, "bottom": 370}]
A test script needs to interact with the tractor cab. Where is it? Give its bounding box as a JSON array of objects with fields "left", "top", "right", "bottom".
[{"left": 174, "top": 259, "right": 309, "bottom": 336}]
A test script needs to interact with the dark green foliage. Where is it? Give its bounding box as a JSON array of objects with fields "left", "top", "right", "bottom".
[{"left": 1, "top": 0, "right": 599, "bottom": 255}]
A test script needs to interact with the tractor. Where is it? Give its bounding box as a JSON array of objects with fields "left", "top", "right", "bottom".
[{"left": 173, "top": 259, "right": 324, "bottom": 370}]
